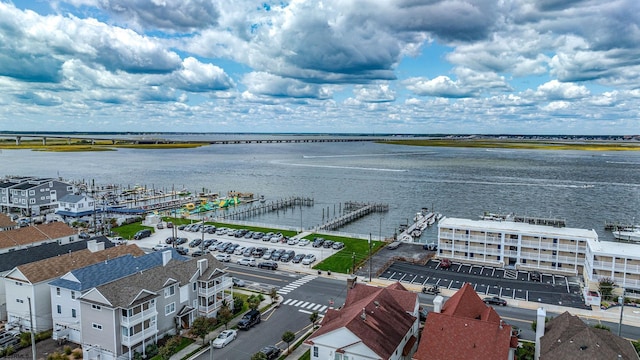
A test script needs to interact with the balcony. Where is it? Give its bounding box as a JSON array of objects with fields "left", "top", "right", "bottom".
[
  {"left": 198, "top": 278, "right": 233, "bottom": 297},
  {"left": 120, "top": 308, "right": 157, "bottom": 327},
  {"left": 121, "top": 326, "right": 157, "bottom": 347},
  {"left": 199, "top": 294, "right": 233, "bottom": 316}
]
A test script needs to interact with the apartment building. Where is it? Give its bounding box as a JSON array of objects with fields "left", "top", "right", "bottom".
[
  {"left": 584, "top": 238, "right": 640, "bottom": 298},
  {"left": 2, "top": 242, "right": 144, "bottom": 332},
  {"left": 437, "top": 218, "right": 597, "bottom": 275},
  {"left": 0, "top": 176, "right": 74, "bottom": 215},
  {"left": 48, "top": 249, "right": 187, "bottom": 343},
  {"left": 56, "top": 194, "right": 100, "bottom": 219},
  {"left": 79, "top": 254, "right": 231, "bottom": 360}
]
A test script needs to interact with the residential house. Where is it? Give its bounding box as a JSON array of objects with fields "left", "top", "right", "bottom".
[
  {"left": 48, "top": 249, "right": 188, "bottom": 344},
  {"left": 79, "top": 254, "right": 231, "bottom": 360},
  {"left": 307, "top": 280, "right": 419, "bottom": 360},
  {"left": 0, "top": 237, "right": 117, "bottom": 321},
  {"left": 0, "top": 222, "right": 78, "bottom": 254},
  {"left": 0, "top": 213, "right": 17, "bottom": 231},
  {"left": 413, "top": 282, "right": 517, "bottom": 360},
  {"left": 2, "top": 241, "right": 145, "bottom": 332},
  {"left": 537, "top": 310, "right": 638, "bottom": 360},
  {"left": 0, "top": 176, "right": 74, "bottom": 215}
]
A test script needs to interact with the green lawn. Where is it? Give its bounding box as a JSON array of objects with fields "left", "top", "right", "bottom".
[
  {"left": 111, "top": 222, "right": 154, "bottom": 239},
  {"left": 310, "top": 234, "right": 385, "bottom": 274}
]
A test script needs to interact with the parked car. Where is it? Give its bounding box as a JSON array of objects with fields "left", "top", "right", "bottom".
[
  {"left": 177, "top": 224, "right": 186, "bottom": 230},
  {"left": 262, "top": 249, "right": 274, "bottom": 260},
  {"left": 287, "top": 237, "right": 299, "bottom": 245},
  {"left": 191, "top": 250, "right": 207, "bottom": 257},
  {"left": 244, "top": 231, "right": 254, "bottom": 239},
  {"left": 331, "top": 241, "right": 344, "bottom": 250},
  {"left": 175, "top": 247, "right": 189, "bottom": 255},
  {"left": 258, "top": 261, "right": 278, "bottom": 270},
  {"left": 110, "top": 237, "right": 126, "bottom": 245},
  {"left": 234, "top": 246, "right": 247, "bottom": 255},
  {"left": 386, "top": 241, "right": 401, "bottom": 250},
  {"left": 312, "top": 237, "right": 325, "bottom": 247},
  {"left": 237, "top": 309, "right": 261, "bottom": 330},
  {"left": 152, "top": 243, "right": 171, "bottom": 251},
  {"left": 188, "top": 239, "right": 202, "bottom": 248},
  {"left": 156, "top": 222, "right": 164, "bottom": 229},
  {"left": 165, "top": 236, "right": 176, "bottom": 244},
  {"left": 232, "top": 278, "right": 246, "bottom": 287},
  {"left": 214, "top": 253, "right": 231, "bottom": 262},
  {"left": 301, "top": 254, "right": 317, "bottom": 265},
  {"left": 483, "top": 296, "right": 507, "bottom": 306},
  {"left": 202, "top": 239, "right": 216, "bottom": 248},
  {"left": 259, "top": 345, "right": 282, "bottom": 360},
  {"left": 322, "top": 240, "right": 335, "bottom": 248},
  {"left": 237, "top": 258, "right": 257, "bottom": 267},
  {"left": 270, "top": 249, "right": 285, "bottom": 261},
  {"left": 175, "top": 237, "right": 188, "bottom": 245},
  {"left": 252, "top": 232, "right": 264, "bottom": 239},
  {"left": 298, "top": 239, "right": 310, "bottom": 246},
  {"left": 280, "top": 250, "right": 295, "bottom": 262},
  {"left": 291, "top": 253, "right": 305, "bottom": 263},
  {"left": 211, "top": 330, "right": 237, "bottom": 348},
  {"left": 133, "top": 229, "right": 152, "bottom": 240},
  {"left": 244, "top": 247, "right": 256, "bottom": 257},
  {"left": 252, "top": 247, "right": 266, "bottom": 258},
  {"left": 166, "top": 222, "right": 174, "bottom": 228},
  {"left": 225, "top": 243, "right": 239, "bottom": 254}
]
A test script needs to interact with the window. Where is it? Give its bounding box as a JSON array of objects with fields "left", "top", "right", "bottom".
[
  {"left": 193, "top": 283, "right": 197, "bottom": 292},
  {"left": 72, "top": 309, "right": 76, "bottom": 318},
  {"left": 29, "top": 190, "right": 35, "bottom": 196},
  {"left": 29, "top": 199, "right": 36, "bottom": 204},
  {"left": 56, "top": 287, "right": 61, "bottom": 296},
  {"left": 92, "top": 304, "right": 102, "bottom": 311},
  {"left": 57, "top": 305, "right": 62, "bottom": 314},
  {"left": 92, "top": 323, "right": 103, "bottom": 330},
  {"left": 71, "top": 291, "right": 76, "bottom": 300},
  {"left": 313, "top": 346, "right": 318, "bottom": 357},
  {"left": 165, "top": 303, "right": 175, "bottom": 315},
  {"left": 16, "top": 299, "right": 24, "bottom": 303},
  {"left": 164, "top": 285, "right": 175, "bottom": 297},
  {"left": 15, "top": 281, "right": 23, "bottom": 286}
]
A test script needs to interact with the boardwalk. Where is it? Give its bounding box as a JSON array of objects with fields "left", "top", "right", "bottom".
[{"left": 316, "top": 202, "right": 389, "bottom": 231}]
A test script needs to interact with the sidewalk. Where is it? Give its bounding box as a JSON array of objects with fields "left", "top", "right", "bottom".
[{"left": 170, "top": 291, "right": 275, "bottom": 360}]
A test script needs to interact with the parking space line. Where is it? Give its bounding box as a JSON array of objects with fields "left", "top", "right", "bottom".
[{"left": 398, "top": 273, "right": 407, "bottom": 282}]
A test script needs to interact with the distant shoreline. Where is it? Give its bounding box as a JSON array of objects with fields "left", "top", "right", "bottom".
[{"left": 380, "top": 139, "right": 640, "bottom": 151}]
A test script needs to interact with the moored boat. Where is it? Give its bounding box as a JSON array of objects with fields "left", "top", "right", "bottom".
[{"left": 613, "top": 228, "right": 640, "bottom": 242}]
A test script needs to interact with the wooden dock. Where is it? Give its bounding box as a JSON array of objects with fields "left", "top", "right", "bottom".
[
  {"left": 605, "top": 221, "right": 637, "bottom": 231},
  {"left": 316, "top": 202, "right": 389, "bottom": 231},
  {"left": 217, "top": 197, "right": 314, "bottom": 221}
]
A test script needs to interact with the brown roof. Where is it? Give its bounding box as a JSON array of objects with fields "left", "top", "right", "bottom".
[
  {"left": 0, "top": 213, "right": 16, "bottom": 228},
  {"left": 0, "top": 222, "right": 77, "bottom": 250},
  {"left": 10, "top": 244, "right": 145, "bottom": 284},
  {"left": 308, "top": 282, "right": 417, "bottom": 359},
  {"left": 413, "top": 283, "right": 514, "bottom": 360},
  {"left": 541, "top": 311, "right": 639, "bottom": 360}
]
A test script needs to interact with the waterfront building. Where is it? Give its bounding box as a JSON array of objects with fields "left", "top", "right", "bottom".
[
  {"left": 2, "top": 241, "right": 144, "bottom": 332},
  {"left": 0, "top": 176, "right": 75, "bottom": 215},
  {"left": 584, "top": 239, "right": 640, "bottom": 298},
  {"left": 437, "top": 218, "right": 597, "bottom": 275},
  {"left": 56, "top": 194, "right": 100, "bottom": 219},
  {"left": 79, "top": 254, "right": 231, "bottom": 360},
  {"left": 48, "top": 249, "right": 187, "bottom": 344}
]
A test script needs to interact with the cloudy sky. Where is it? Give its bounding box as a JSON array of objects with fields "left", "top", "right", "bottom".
[{"left": 1, "top": 0, "right": 639, "bottom": 134}]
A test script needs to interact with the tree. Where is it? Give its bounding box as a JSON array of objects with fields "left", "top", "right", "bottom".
[
  {"left": 599, "top": 277, "right": 616, "bottom": 301},
  {"left": 218, "top": 300, "right": 233, "bottom": 330},
  {"left": 309, "top": 311, "right": 319, "bottom": 328},
  {"left": 248, "top": 294, "right": 264, "bottom": 310},
  {"left": 190, "top": 316, "right": 216, "bottom": 345},
  {"left": 593, "top": 324, "right": 611, "bottom": 331},
  {"left": 270, "top": 287, "right": 278, "bottom": 304},
  {"left": 251, "top": 352, "right": 268, "bottom": 360},
  {"left": 282, "top": 330, "right": 295, "bottom": 353},
  {"left": 233, "top": 296, "right": 244, "bottom": 314},
  {"left": 515, "top": 341, "right": 535, "bottom": 360}
]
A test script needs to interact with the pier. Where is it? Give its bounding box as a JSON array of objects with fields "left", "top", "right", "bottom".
[
  {"left": 397, "top": 210, "right": 442, "bottom": 242},
  {"left": 316, "top": 202, "right": 389, "bottom": 231},
  {"left": 605, "top": 221, "right": 637, "bottom": 231},
  {"left": 217, "top": 197, "right": 314, "bottom": 221}
]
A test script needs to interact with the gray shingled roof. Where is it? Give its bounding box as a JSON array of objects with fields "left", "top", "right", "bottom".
[
  {"left": 92, "top": 254, "right": 225, "bottom": 308},
  {"left": 0, "top": 236, "right": 115, "bottom": 273},
  {"left": 58, "top": 194, "right": 89, "bottom": 203},
  {"left": 49, "top": 249, "right": 188, "bottom": 291}
]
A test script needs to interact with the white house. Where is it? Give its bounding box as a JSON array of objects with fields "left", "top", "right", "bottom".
[
  {"left": 2, "top": 242, "right": 144, "bottom": 332},
  {"left": 56, "top": 194, "right": 99, "bottom": 219},
  {"left": 307, "top": 280, "right": 419, "bottom": 360},
  {"left": 48, "top": 249, "right": 187, "bottom": 343}
]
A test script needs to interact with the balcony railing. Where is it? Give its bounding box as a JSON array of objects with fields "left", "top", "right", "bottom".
[
  {"left": 121, "top": 326, "right": 157, "bottom": 347},
  {"left": 120, "top": 308, "right": 157, "bottom": 326},
  {"left": 198, "top": 279, "right": 233, "bottom": 297},
  {"left": 199, "top": 294, "right": 233, "bottom": 315}
]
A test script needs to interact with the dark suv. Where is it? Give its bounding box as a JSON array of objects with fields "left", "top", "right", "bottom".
[
  {"left": 260, "top": 345, "right": 282, "bottom": 360},
  {"left": 237, "top": 309, "right": 261, "bottom": 330},
  {"left": 258, "top": 261, "right": 278, "bottom": 270},
  {"left": 133, "top": 229, "right": 151, "bottom": 240}
]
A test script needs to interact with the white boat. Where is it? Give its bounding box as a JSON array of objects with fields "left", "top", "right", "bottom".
[{"left": 613, "top": 228, "right": 640, "bottom": 242}]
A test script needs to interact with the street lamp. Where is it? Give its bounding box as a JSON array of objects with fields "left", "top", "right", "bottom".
[{"left": 618, "top": 289, "right": 625, "bottom": 336}]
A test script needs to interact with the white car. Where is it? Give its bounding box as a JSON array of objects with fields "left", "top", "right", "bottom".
[
  {"left": 297, "top": 239, "right": 310, "bottom": 246},
  {"left": 214, "top": 253, "right": 231, "bottom": 262},
  {"left": 152, "top": 244, "right": 171, "bottom": 251},
  {"left": 301, "top": 254, "right": 317, "bottom": 265},
  {"left": 237, "top": 258, "right": 257, "bottom": 267},
  {"left": 262, "top": 249, "right": 273, "bottom": 260},
  {"left": 287, "top": 238, "right": 299, "bottom": 245},
  {"left": 211, "top": 330, "right": 237, "bottom": 348},
  {"left": 234, "top": 246, "right": 247, "bottom": 255}
]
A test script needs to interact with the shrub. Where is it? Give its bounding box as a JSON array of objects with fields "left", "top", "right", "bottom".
[
  {"left": 64, "top": 345, "right": 72, "bottom": 355},
  {"left": 72, "top": 349, "right": 83, "bottom": 358}
]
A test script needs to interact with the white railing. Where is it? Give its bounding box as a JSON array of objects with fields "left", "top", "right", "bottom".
[
  {"left": 198, "top": 279, "right": 233, "bottom": 296},
  {"left": 121, "top": 327, "right": 157, "bottom": 347},
  {"left": 120, "top": 308, "right": 157, "bottom": 327}
]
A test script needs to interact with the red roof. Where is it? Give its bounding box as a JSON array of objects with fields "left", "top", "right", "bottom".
[
  {"left": 413, "top": 283, "right": 515, "bottom": 360},
  {"left": 308, "top": 281, "right": 418, "bottom": 359}
]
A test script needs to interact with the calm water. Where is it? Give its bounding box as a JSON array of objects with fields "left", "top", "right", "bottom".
[{"left": 1, "top": 140, "right": 639, "bottom": 242}]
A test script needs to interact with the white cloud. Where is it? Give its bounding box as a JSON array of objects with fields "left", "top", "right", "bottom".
[{"left": 535, "top": 80, "right": 590, "bottom": 100}]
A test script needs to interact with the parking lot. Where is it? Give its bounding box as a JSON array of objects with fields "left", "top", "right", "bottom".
[
  {"left": 380, "top": 259, "right": 588, "bottom": 309},
  {"left": 116, "top": 223, "right": 338, "bottom": 270}
]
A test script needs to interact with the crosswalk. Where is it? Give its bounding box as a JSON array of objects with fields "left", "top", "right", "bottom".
[
  {"left": 281, "top": 298, "right": 330, "bottom": 314},
  {"left": 276, "top": 274, "right": 317, "bottom": 295}
]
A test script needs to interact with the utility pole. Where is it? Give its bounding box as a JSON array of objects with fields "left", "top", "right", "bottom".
[
  {"left": 618, "top": 289, "right": 625, "bottom": 336},
  {"left": 28, "top": 297, "right": 36, "bottom": 360},
  {"left": 368, "top": 233, "right": 372, "bottom": 282},
  {"left": 209, "top": 339, "right": 214, "bottom": 360},
  {"left": 351, "top": 252, "right": 356, "bottom": 274}
]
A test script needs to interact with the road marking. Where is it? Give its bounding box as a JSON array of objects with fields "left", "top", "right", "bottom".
[{"left": 276, "top": 274, "right": 317, "bottom": 295}]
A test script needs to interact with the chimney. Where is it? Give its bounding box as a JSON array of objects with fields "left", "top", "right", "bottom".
[
  {"left": 433, "top": 295, "right": 444, "bottom": 313},
  {"left": 535, "top": 307, "right": 546, "bottom": 360},
  {"left": 162, "top": 250, "right": 172, "bottom": 266},
  {"left": 87, "top": 240, "right": 104, "bottom": 252},
  {"left": 347, "top": 275, "right": 357, "bottom": 289},
  {"left": 197, "top": 258, "right": 208, "bottom": 276}
]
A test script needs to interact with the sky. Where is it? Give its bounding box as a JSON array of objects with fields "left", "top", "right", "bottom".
[{"left": 0, "top": 0, "right": 639, "bottom": 135}]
